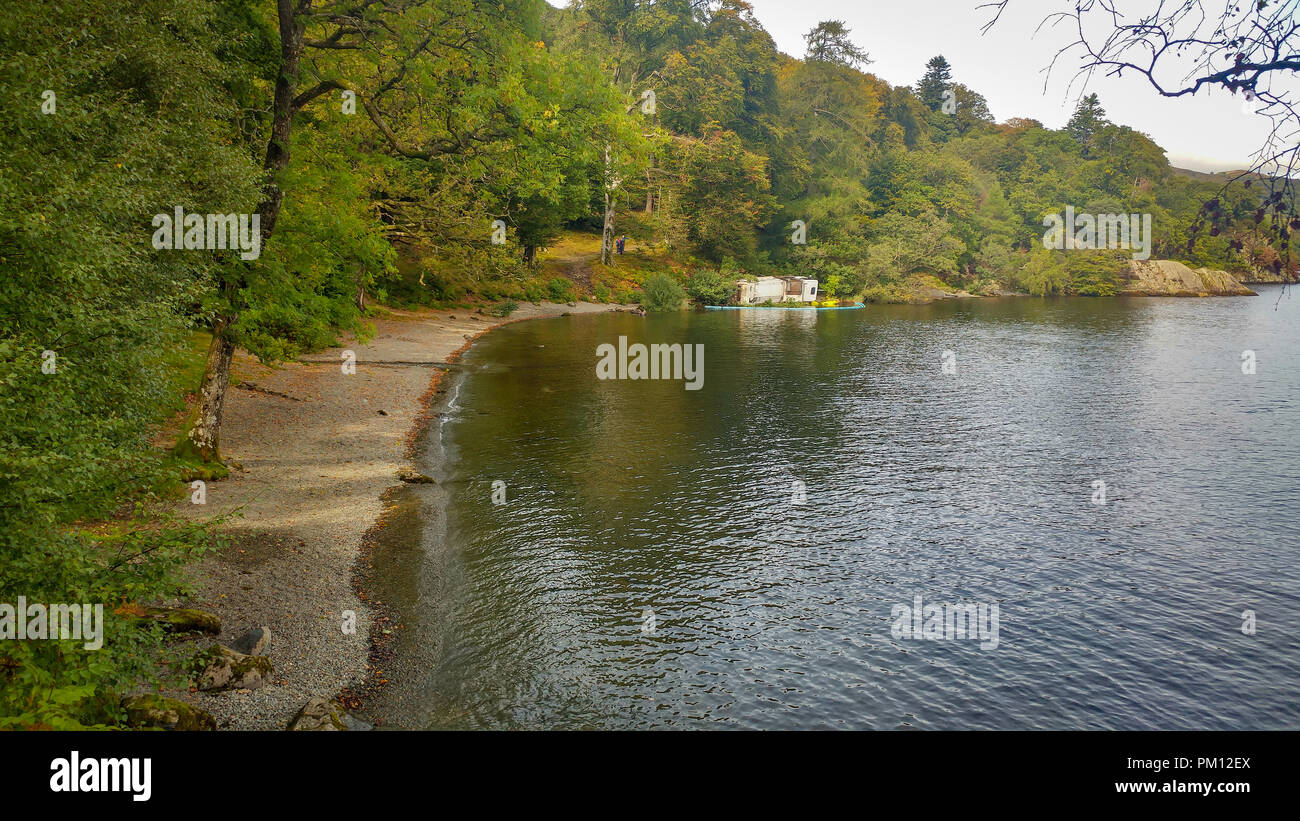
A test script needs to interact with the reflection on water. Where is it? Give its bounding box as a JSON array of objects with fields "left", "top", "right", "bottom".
[{"left": 368, "top": 291, "right": 1300, "bottom": 729}]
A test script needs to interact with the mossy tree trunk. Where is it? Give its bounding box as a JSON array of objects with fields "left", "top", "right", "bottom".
[{"left": 183, "top": 316, "right": 236, "bottom": 462}]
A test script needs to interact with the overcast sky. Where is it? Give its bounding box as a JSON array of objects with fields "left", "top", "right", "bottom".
[{"left": 549, "top": 0, "right": 1290, "bottom": 172}]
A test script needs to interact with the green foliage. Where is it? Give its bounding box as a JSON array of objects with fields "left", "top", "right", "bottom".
[
  {"left": 641, "top": 272, "right": 687, "bottom": 312},
  {"left": 1013, "top": 249, "right": 1072, "bottom": 296},
  {"left": 686, "top": 267, "right": 732, "bottom": 305},
  {"left": 0, "top": 0, "right": 259, "bottom": 725},
  {"left": 657, "top": 127, "right": 776, "bottom": 263},
  {"left": 1065, "top": 251, "right": 1128, "bottom": 296},
  {"left": 547, "top": 277, "right": 575, "bottom": 302},
  {"left": 235, "top": 124, "right": 392, "bottom": 363}
]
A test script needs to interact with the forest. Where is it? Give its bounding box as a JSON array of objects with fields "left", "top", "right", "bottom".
[{"left": 1, "top": 0, "right": 1295, "bottom": 727}]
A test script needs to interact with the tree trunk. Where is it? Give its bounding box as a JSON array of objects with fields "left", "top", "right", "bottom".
[
  {"left": 182, "top": 0, "right": 304, "bottom": 463},
  {"left": 645, "top": 153, "right": 655, "bottom": 213},
  {"left": 258, "top": 0, "right": 306, "bottom": 236},
  {"left": 183, "top": 318, "right": 235, "bottom": 461},
  {"left": 601, "top": 143, "right": 616, "bottom": 266}
]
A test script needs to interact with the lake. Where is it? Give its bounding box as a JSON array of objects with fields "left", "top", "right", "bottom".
[{"left": 366, "top": 290, "right": 1300, "bottom": 729}]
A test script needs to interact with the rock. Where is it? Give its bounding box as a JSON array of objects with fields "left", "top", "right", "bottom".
[
  {"left": 287, "top": 696, "right": 348, "bottom": 731},
  {"left": 1121, "top": 260, "right": 1256, "bottom": 296},
  {"left": 377, "top": 409, "right": 388, "bottom": 416},
  {"left": 566, "top": 301, "right": 577, "bottom": 307},
  {"left": 448, "top": 314, "right": 456, "bottom": 319},
  {"left": 341, "top": 713, "right": 373, "bottom": 731},
  {"left": 122, "top": 694, "right": 217, "bottom": 731},
  {"left": 140, "top": 606, "right": 221, "bottom": 635},
  {"left": 195, "top": 645, "right": 272, "bottom": 692},
  {"left": 229, "top": 627, "right": 270, "bottom": 656},
  {"left": 397, "top": 468, "right": 435, "bottom": 484}
]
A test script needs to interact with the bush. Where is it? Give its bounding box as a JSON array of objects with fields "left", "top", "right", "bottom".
[
  {"left": 490, "top": 300, "right": 519, "bottom": 317},
  {"left": 523, "top": 280, "right": 547, "bottom": 302},
  {"left": 641, "top": 272, "right": 686, "bottom": 312},
  {"left": 686, "top": 268, "right": 731, "bottom": 305},
  {"left": 547, "top": 277, "right": 574, "bottom": 302}
]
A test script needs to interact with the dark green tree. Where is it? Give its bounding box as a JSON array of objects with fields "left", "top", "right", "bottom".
[
  {"left": 803, "top": 21, "right": 871, "bottom": 68},
  {"left": 917, "top": 55, "right": 953, "bottom": 111},
  {"left": 1066, "top": 93, "right": 1109, "bottom": 156}
]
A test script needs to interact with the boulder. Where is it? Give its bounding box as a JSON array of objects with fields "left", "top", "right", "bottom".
[
  {"left": 195, "top": 645, "right": 272, "bottom": 692},
  {"left": 122, "top": 694, "right": 216, "bottom": 731},
  {"left": 397, "top": 468, "right": 435, "bottom": 484},
  {"left": 287, "top": 696, "right": 348, "bottom": 731},
  {"left": 141, "top": 606, "right": 221, "bottom": 635},
  {"left": 229, "top": 627, "right": 270, "bottom": 657}
]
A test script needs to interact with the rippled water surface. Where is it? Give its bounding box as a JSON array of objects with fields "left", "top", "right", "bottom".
[{"left": 370, "top": 291, "right": 1300, "bottom": 729}]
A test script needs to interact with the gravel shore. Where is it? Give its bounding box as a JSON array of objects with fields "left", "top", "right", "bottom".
[{"left": 173, "top": 302, "right": 617, "bottom": 729}]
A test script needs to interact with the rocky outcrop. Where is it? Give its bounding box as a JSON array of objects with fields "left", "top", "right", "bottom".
[
  {"left": 122, "top": 694, "right": 217, "bottom": 731},
  {"left": 1120, "top": 260, "right": 1256, "bottom": 296},
  {"left": 1235, "top": 267, "right": 1297, "bottom": 285}
]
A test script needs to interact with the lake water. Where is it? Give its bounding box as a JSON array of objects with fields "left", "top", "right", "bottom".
[{"left": 368, "top": 290, "right": 1300, "bottom": 729}]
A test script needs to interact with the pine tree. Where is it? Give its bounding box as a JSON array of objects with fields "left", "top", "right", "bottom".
[
  {"left": 803, "top": 21, "right": 871, "bottom": 68},
  {"left": 1066, "top": 93, "right": 1109, "bottom": 156},
  {"left": 917, "top": 55, "right": 953, "bottom": 111}
]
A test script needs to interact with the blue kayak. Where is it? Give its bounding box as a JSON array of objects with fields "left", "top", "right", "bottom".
[{"left": 705, "top": 302, "right": 866, "bottom": 311}]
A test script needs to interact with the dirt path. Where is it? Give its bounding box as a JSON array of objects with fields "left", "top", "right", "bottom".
[{"left": 173, "top": 301, "right": 615, "bottom": 729}]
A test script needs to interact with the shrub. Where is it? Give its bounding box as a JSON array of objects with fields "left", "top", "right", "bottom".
[
  {"left": 490, "top": 300, "right": 519, "bottom": 317},
  {"left": 523, "top": 281, "right": 547, "bottom": 302},
  {"left": 641, "top": 272, "right": 686, "bottom": 312},
  {"left": 547, "top": 277, "right": 573, "bottom": 302},
  {"left": 686, "top": 268, "right": 731, "bottom": 305}
]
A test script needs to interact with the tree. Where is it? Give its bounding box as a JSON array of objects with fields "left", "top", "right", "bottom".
[
  {"left": 658, "top": 126, "right": 776, "bottom": 262},
  {"left": 1065, "top": 93, "right": 1108, "bottom": 156},
  {"left": 803, "top": 21, "right": 871, "bottom": 69},
  {"left": 951, "top": 83, "right": 995, "bottom": 134},
  {"left": 917, "top": 55, "right": 953, "bottom": 111}
]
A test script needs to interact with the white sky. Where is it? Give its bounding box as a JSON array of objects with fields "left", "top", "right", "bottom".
[{"left": 549, "top": 0, "right": 1290, "bottom": 172}]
